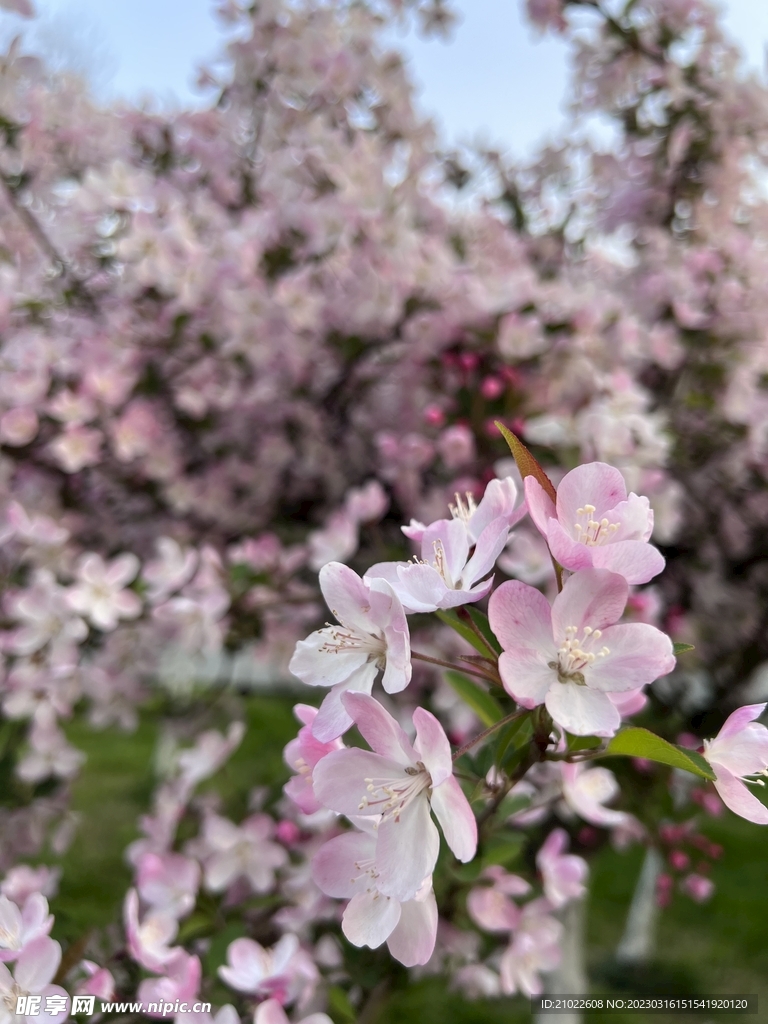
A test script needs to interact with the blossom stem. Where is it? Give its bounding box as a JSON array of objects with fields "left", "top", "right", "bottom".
[
  {"left": 456, "top": 606, "right": 499, "bottom": 660},
  {"left": 411, "top": 649, "right": 500, "bottom": 683},
  {"left": 451, "top": 708, "right": 529, "bottom": 762}
]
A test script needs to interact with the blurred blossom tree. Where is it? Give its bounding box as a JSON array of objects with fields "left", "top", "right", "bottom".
[{"left": 0, "top": 0, "right": 767, "bottom": 1019}]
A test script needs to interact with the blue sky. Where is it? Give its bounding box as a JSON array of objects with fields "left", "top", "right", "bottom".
[{"left": 3, "top": 0, "right": 768, "bottom": 159}]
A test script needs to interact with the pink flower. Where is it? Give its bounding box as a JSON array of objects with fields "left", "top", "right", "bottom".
[
  {"left": 313, "top": 693, "right": 477, "bottom": 901},
  {"left": 254, "top": 999, "right": 332, "bottom": 1024},
  {"left": 124, "top": 889, "right": 180, "bottom": 973},
  {"left": 681, "top": 873, "right": 715, "bottom": 903},
  {"left": 312, "top": 827, "right": 437, "bottom": 966},
  {"left": 0, "top": 894, "right": 53, "bottom": 962},
  {"left": 488, "top": 568, "right": 675, "bottom": 736},
  {"left": 561, "top": 762, "right": 639, "bottom": 831},
  {"left": 142, "top": 538, "right": 199, "bottom": 604},
  {"left": 367, "top": 514, "right": 508, "bottom": 614},
  {"left": 66, "top": 553, "right": 142, "bottom": 631},
  {"left": 75, "top": 960, "right": 115, "bottom": 1000},
  {"left": 48, "top": 425, "right": 102, "bottom": 473},
  {"left": 535, "top": 829, "right": 588, "bottom": 908},
  {"left": 467, "top": 868, "right": 530, "bottom": 933},
  {"left": 138, "top": 950, "right": 201, "bottom": 1018},
  {"left": 0, "top": 867, "right": 59, "bottom": 906},
  {"left": 200, "top": 813, "right": 287, "bottom": 894},
  {"left": 289, "top": 563, "right": 411, "bottom": 742},
  {"left": 283, "top": 705, "right": 344, "bottom": 815},
  {"left": 137, "top": 853, "right": 200, "bottom": 918},
  {"left": 525, "top": 463, "right": 665, "bottom": 585},
  {"left": 498, "top": 900, "right": 562, "bottom": 997},
  {"left": 175, "top": 723, "right": 245, "bottom": 792},
  {"left": 401, "top": 477, "right": 525, "bottom": 545},
  {"left": 218, "top": 935, "right": 316, "bottom": 1006},
  {"left": 702, "top": 703, "right": 768, "bottom": 825},
  {"left": 0, "top": 937, "right": 69, "bottom": 1024}
]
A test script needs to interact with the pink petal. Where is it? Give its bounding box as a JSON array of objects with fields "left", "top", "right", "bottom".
[
  {"left": 712, "top": 765, "right": 768, "bottom": 825},
  {"left": 342, "top": 692, "right": 416, "bottom": 765},
  {"left": 590, "top": 540, "right": 665, "bottom": 585},
  {"left": 498, "top": 650, "right": 553, "bottom": 707},
  {"left": 524, "top": 477, "right": 556, "bottom": 537},
  {"left": 717, "top": 703, "right": 767, "bottom": 741},
  {"left": 467, "top": 887, "right": 519, "bottom": 932},
  {"left": 319, "top": 563, "right": 376, "bottom": 634},
  {"left": 587, "top": 623, "right": 675, "bottom": 691},
  {"left": 488, "top": 580, "right": 553, "bottom": 654},
  {"left": 375, "top": 798, "right": 439, "bottom": 902},
  {"left": 437, "top": 576, "right": 495, "bottom": 608},
  {"left": 386, "top": 891, "right": 438, "bottom": 967},
  {"left": 311, "top": 666, "right": 378, "bottom": 741},
  {"left": 15, "top": 936, "right": 60, "bottom": 990},
  {"left": 311, "top": 832, "right": 376, "bottom": 898},
  {"left": 391, "top": 563, "right": 448, "bottom": 612},
  {"left": 430, "top": 775, "right": 477, "bottom": 862},
  {"left": 106, "top": 553, "right": 140, "bottom": 588},
  {"left": 254, "top": 1002, "right": 290, "bottom": 1024},
  {"left": 556, "top": 463, "right": 627, "bottom": 526},
  {"left": 551, "top": 568, "right": 628, "bottom": 640},
  {"left": 610, "top": 494, "right": 654, "bottom": 542},
  {"left": 289, "top": 631, "right": 370, "bottom": 688},
  {"left": 546, "top": 520, "right": 593, "bottom": 571},
  {"left": 608, "top": 688, "right": 647, "bottom": 716},
  {"left": 421, "top": 519, "right": 469, "bottom": 584},
  {"left": 313, "top": 748, "right": 406, "bottom": 817},
  {"left": 468, "top": 478, "right": 520, "bottom": 540},
  {"left": 545, "top": 684, "right": 620, "bottom": 737},
  {"left": 413, "top": 708, "right": 452, "bottom": 787},
  {"left": 342, "top": 890, "right": 401, "bottom": 948},
  {"left": 462, "top": 517, "right": 509, "bottom": 586},
  {"left": 706, "top": 721, "right": 768, "bottom": 778}
]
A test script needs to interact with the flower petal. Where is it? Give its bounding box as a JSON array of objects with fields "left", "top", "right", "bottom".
[
  {"left": 545, "top": 683, "right": 620, "bottom": 737},
  {"left": 319, "top": 562, "right": 377, "bottom": 633},
  {"left": 421, "top": 518, "right": 469, "bottom": 585},
  {"left": 524, "top": 477, "right": 556, "bottom": 537},
  {"left": 587, "top": 623, "right": 675, "bottom": 692},
  {"left": 311, "top": 664, "right": 378, "bottom": 742},
  {"left": 488, "top": 580, "right": 553, "bottom": 654},
  {"left": 712, "top": 764, "right": 768, "bottom": 825},
  {"left": 413, "top": 708, "right": 452, "bottom": 787},
  {"left": 590, "top": 540, "right": 665, "bottom": 585},
  {"left": 498, "top": 650, "right": 553, "bottom": 707},
  {"left": 430, "top": 775, "right": 477, "bottom": 862},
  {"left": 15, "top": 936, "right": 60, "bottom": 991},
  {"left": 551, "top": 568, "right": 627, "bottom": 641},
  {"left": 556, "top": 463, "right": 627, "bottom": 526},
  {"left": 391, "top": 563, "right": 448, "bottom": 613},
  {"left": 342, "top": 692, "right": 416, "bottom": 765},
  {"left": 342, "top": 890, "right": 401, "bottom": 949},
  {"left": 289, "top": 630, "right": 369, "bottom": 687},
  {"left": 386, "top": 891, "right": 438, "bottom": 967},
  {"left": 461, "top": 517, "right": 509, "bottom": 587},
  {"left": 546, "top": 520, "right": 593, "bottom": 572},
  {"left": 375, "top": 797, "right": 439, "bottom": 902},
  {"left": 311, "top": 832, "right": 376, "bottom": 898},
  {"left": 313, "top": 748, "right": 406, "bottom": 818}
]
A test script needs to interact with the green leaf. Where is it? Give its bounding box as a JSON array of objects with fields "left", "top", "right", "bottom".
[
  {"left": 327, "top": 986, "right": 356, "bottom": 1024},
  {"left": 673, "top": 642, "right": 695, "bottom": 655},
  {"left": 481, "top": 830, "right": 526, "bottom": 868},
  {"left": 495, "top": 713, "right": 532, "bottom": 768},
  {"left": 567, "top": 733, "right": 602, "bottom": 753},
  {"left": 466, "top": 606, "right": 503, "bottom": 655},
  {"left": 437, "top": 609, "right": 496, "bottom": 658},
  {"left": 600, "top": 727, "right": 716, "bottom": 780},
  {"left": 445, "top": 670, "right": 503, "bottom": 727}
]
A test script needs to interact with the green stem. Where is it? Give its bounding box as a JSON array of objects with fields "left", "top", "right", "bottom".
[
  {"left": 451, "top": 708, "right": 528, "bottom": 762},
  {"left": 411, "top": 650, "right": 499, "bottom": 683},
  {"left": 456, "top": 606, "right": 498, "bottom": 660}
]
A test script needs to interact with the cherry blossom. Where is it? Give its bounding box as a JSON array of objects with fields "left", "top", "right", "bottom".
[
  {"left": 525, "top": 463, "right": 665, "bottom": 585},
  {"left": 283, "top": 705, "right": 344, "bottom": 815},
  {"left": 0, "top": 937, "right": 69, "bottom": 1024},
  {"left": 218, "top": 935, "right": 317, "bottom": 1006},
  {"left": 254, "top": 999, "right": 333, "bottom": 1024},
  {"left": 289, "top": 563, "right": 411, "bottom": 741},
  {"left": 136, "top": 854, "right": 200, "bottom": 919},
  {"left": 0, "top": 894, "right": 52, "bottom": 962},
  {"left": 124, "top": 890, "right": 180, "bottom": 973},
  {"left": 488, "top": 568, "right": 675, "bottom": 736},
  {"left": 702, "top": 704, "right": 768, "bottom": 824},
  {"left": 311, "top": 829, "right": 438, "bottom": 966},
  {"left": 535, "top": 829, "right": 588, "bottom": 908},
  {"left": 367, "top": 514, "right": 509, "bottom": 614},
  {"left": 402, "top": 477, "right": 526, "bottom": 544},
  {"left": 66, "top": 553, "right": 142, "bottom": 632},
  {"left": 498, "top": 900, "right": 563, "bottom": 998},
  {"left": 560, "top": 762, "right": 642, "bottom": 834},
  {"left": 138, "top": 951, "right": 202, "bottom": 1019},
  {"left": 199, "top": 814, "right": 288, "bottom": 894},
  {"left": 313, "top": 692, "right": 477, "bottom": 901}
]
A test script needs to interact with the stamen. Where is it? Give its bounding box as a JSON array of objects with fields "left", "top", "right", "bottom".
[{"left": 551, "top": 624, "right": 610, "bottom": 683}]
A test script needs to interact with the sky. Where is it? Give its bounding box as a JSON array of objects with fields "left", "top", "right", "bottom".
[{"left": 2, "top": 0, "right": 768, "bottom": 160}]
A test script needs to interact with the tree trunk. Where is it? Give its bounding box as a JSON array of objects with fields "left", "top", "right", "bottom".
[
  {"left": 536, "top": 897, "right": 588, "bottom": 1024},
  {"left": 616, "top": 846, "right": 663, "bottom": 964}
]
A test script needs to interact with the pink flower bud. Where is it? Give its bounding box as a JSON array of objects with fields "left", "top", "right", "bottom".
[
  {"left": 668, "top": 850, "right": 689, "bottom": 871},
  {"left": 480, "top": 376, "right": 504, "bottom": 400}
]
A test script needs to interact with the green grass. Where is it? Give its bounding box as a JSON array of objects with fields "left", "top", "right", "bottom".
[{"left": 50, "top": 697, "right": 768, "bottom": 1023}]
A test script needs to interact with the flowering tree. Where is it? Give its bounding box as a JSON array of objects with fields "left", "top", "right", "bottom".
[{"left": 0, "top": 0, "right": 767, "bottom": 1019}]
